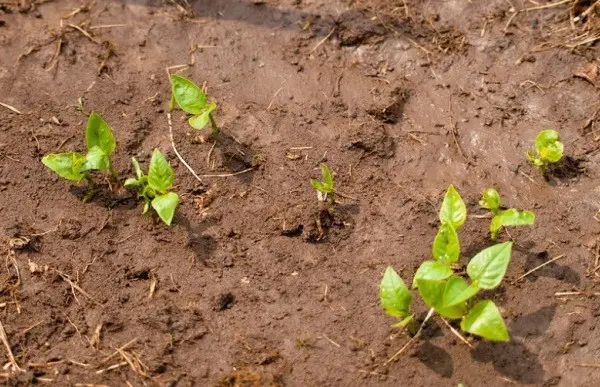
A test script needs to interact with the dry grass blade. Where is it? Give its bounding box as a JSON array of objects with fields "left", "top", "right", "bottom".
[
  {"left": 441, "top": 318, "right": 474, "bottom": 348},
  {"left": 384, "top": 308, "right": 435, "bottom": 365},
  {"left": 0, "top": 102, "right": 22, "bottom": 114},
  {"left": 517, "top": 254, "right": 566, "bottom": 280},
  {"left": 0, "top": 319, "right": 24, "bottom": 373},
  {"left": 55, "top": 270, "right": 101, "bottom": 306},
  {"left": 201, "top": 167, "right": 255, "bottom": 178},
  {"left": 101, "top": 338, "right": 138, "bottom": 364},
  {"left": 309, "top": 27, "right": 336, "bottom": 54},
  {"left": 166, "top": 112, "right": 204, "bottom": 184}
]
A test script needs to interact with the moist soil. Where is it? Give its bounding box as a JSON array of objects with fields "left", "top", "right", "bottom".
[{"left": 1, "top": 0, "right": 600, "bottom": 386}]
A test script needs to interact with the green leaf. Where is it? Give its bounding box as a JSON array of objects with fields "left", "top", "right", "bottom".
[
  {"left": 535, "top": 129, "right": 559, "bottom": 151},
  {"left": 170, "top": 74, "right": 207, "bottom": 115},
  {"left": 442, "top": 276, "right": 479, "bottom": 307},
  {"left": 151, "top": 192, "right": 179, "bottom": 225},
  {"left": 479, "top": 189, "right": 501, "bottom": 212},
  {"left": 143, "top": 200, "right": 151, "bottom": 215},
  {"left": 148, "top": 149, "right": 174, "bottom": 193},
  {"left": 310, "top": 179, "right": 326, "bottom": 193},
  {"left": 132, "top": 157, "right": 144, "bottom": 179},
  {"left": 467, "top": 242, "right": 512, "bottom": 289},
  {"left": 124, "top": 178, "right": 139, "bottom": 189},
  {"left": 416, "top": 278, "right": 467, "bottom": 319},
  {"left": 541, "top": 141, "right": 563, "bottom": 163},
  {"left": 82, "top": 146, "right": 110, "bottom": 171},
  {"left": 412, "top": 261, "right": 453, "bottom": 288},
  {"left": 380, "top": 266, "right": 412, "bottom": 318},
  {"left": 490, "top": 209, "right": 535, "bottom": 240},
  {"left": 42, "top": 152, "right": 87, "bottom": 182},
  {"left": 461, "top": 300, "right": 509, "bottom": 342},
  {"left": 86, "top": 112, "right": 116, "bottom": 155},
  {"left": 432, "top": 223, "right": 460, "bottom": 266},
  {"left": 321, "top": 163, "right": 334, "bottom": 190},
  {"left": 391, "top": 314, "right": 414, "bottom": 328},
  {"left": 439, "top": 185, "right": 467, "bottom": 229},
  {"left": 535, "top": 129, "right": 563, "bottom": 164},
  {"left": 188, "top": 101, "right": 217, "bottom": 130}
]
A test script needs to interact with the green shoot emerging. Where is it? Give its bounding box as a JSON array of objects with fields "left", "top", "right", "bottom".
[
  {"left": 42, "top": 112, "right": 118, "bottom": 202},
  {"left": 169, "top": 74, "right": 219, "bottom": 136},
  {"left": 479, "top": 188, "right": 535, "bottom": 241},
  {"left": 310, "top": 163, "right": 334, "bottom": 203},
  {"left": 380, "top": 185, "right": 511, "bottom": 343},
  {"left": 527, "top": 129, "right": 563, "bottom": 174},
  {"left": 124, "top": 149, "right": 180, "bottom": 226}
]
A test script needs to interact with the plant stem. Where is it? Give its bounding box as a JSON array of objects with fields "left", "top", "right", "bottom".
[
  {"left": 83, "top": 175, "right": 96, "bottom": 202},
  {"left": 110, "top": 165, "right": 119, "bottom": 180},
  {"left": 209, "top": 113, "right": 219, "bottom": 136},
  {"left": 169, "top": 92, "right": 176, "bottom": 111}
]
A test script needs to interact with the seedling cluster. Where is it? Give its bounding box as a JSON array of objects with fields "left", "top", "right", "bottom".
[
  {"left": 527, "top": 129, "right": 564, "bottom": 174},
  {"left": 42, "top": 112, "right": 117, "bottom": 202},
  {"left": 310, "top": 163, "right": 335, "bottom": 203},
  {"left": 479, "top": 188, "right": 535, "bottom": 241},
  {"left": 380, "top": 185, "right": 515, "bottom": 342},
  {"left": 41, "top": 73, "right": 225, "bottom": 225}
]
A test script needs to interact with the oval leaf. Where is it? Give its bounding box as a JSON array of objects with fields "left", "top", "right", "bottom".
[
  {"left": 535, "top": 129, "right": 560, "bottom": 151},
  {"left": 148, "top": 149, "right": 174, "bottom": 193},
  {"left": 86, "top": 112, "right": 116, "bottom": 155},
  {"left": 432, "top": 223, "right": 460, "bottom": 266},
  {"left": 321, "top": 163, "right": 334, "bottom": 190},
  {"left": 461, "top": 300, "right": 509, "bottom": 342},
  {"left": 188, "top": 101, "right": 217, "bottom": 130},
  {"left": 132, "top": 157, "right": 144, "bottom": 179},
  {"left": 443, "top": 276, "right": 479, "bottom": 307},
  {"left": 151, "top": 192, "right": 179, "bottom": 225},
  {"left": 490, "top": 209, "right": 535, "bottom": 241},
  {"left": 413, "top": 261, "right": 453, "bottom": 288},
  {"left": 416, "top": 278, "right": 466, "bottom": 319},
  {"left": 171, "top": 74, "right": 207, "bottom": 115},
  {"left": 42, "top": 152, "right": 86, "bottom": 182},
  {"left": 467, "top": 242, "right": 512, "bottom": 289},
  {"left": 380, "top": 266, "right": 412, "bottom": 318},
  {"left": 439, "top": 185, "right": 467, "bottom": 229},
  {"left": 82, "top": 146, "right": 110, "bottom": 171},
  {"left": 479, "top": 189, "right": 501, "bottom": 212},
  {"left": 542, "top": 141, "right": 563, "bottom": 163}
]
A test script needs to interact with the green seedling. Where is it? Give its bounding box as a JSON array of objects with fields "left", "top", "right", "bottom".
[
  {"left": 380, "top": 185, "right": 511, "bottom": 342},
  {"left": 527, "top": 129, "right": 563, "bottom": 174},
  {"left": 310, "top": 163, "right": 334, "bottom": 203},
  {"left": 169, "top": 74, "right": 219, "bottom": 136},
  {"left": 124, "top": 149, "right": 180, "bottom": 226},
  {"left": 42, "top": 112, "right": 118, "bottom": 202},
  {"left": 479, "top": 188, "right": 535, "bottom": 241}
]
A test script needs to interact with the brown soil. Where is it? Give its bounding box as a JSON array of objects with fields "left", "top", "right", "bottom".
[{"left": 1, "top": 0, "right": 600, "bottom": 385}]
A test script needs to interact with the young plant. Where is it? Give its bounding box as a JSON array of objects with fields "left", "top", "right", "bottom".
[
  {"left": 169, "top": 74, "right": 219, "bottom": 136},
  {"left": 479, "top": 188, "right": 535, "bottom": 241},
  {"left": 380, "top": 185, "right": 511, "bottom": 342},
  {"left": 124, "top": 149, "right": 180, "bottom": 226},
  {"left": 42, "top": 112, "right": 118, "bottom": 201},
  {"left": 310, "top": 163, "right": 334, "bottom": 203},
  {"left": 527, "top": 129, "right": 563, "bottom": 173}
]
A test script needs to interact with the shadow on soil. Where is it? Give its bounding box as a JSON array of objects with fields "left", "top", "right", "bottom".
[{"left": 472, "top": 304, "right": 557, "bottom": 384}]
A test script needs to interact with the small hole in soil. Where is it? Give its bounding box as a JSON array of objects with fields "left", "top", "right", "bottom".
[{"left": 217, "top": 293, "right": 235, "bottom": 311}]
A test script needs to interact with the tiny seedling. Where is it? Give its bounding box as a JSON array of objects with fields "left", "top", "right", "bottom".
[
  {"left": 124, "top": 149, "right": 180, "bottom": 226},
  {"left": 169, "top": 74, "right": 219, "bottom": 136},
  {"left": 42, "top": 112, "right": 118, "bottom": 201},
  {"left": 527, "top": 129, "right": 563, "bottom": 174},
  {"left": 380, "top": 185, "right": 512, "bottom": 343},
  {"left": 479, "top": 188, "right": 535, "bottom": 241},
  {"left": 310, "top": 163, "right": 334, "bottom": 203}
]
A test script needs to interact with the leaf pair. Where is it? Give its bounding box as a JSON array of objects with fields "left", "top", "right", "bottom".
[
  {"left": 42, "top": 113, "right": 117, "bottom": 201},
  {"left": 124, "top": 149, "right": 180, "bottom": 225},
  {"left": 310, "top": 163, "right": 335, "bottom": 202},
  {"left": 479, "top": 189, "right": 535, "bottom": 241},
  {"left": 170, "top": 74, "right": 218, "bottom": 134},
  {"left": 431, "top": 185, "right": 466, "bottom": 266},
  {"left": 527, "top": 129, "right": 563, "bottom": 170}
]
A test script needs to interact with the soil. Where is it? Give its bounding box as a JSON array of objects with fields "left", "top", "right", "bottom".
[{"left": 1, "top": 0, "right": 600, "bottom": 386}]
